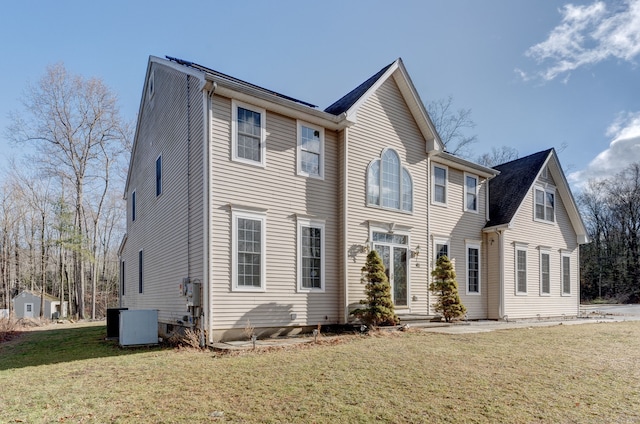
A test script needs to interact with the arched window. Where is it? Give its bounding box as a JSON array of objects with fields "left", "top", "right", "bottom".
[{"left": 367, "top": 148, "right": 412, "bottom": 212}]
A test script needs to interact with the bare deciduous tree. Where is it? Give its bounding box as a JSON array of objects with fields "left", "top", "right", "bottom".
[
  {"left": 427, "top": 95, "right": 478, "bottom": 158},
  {"left": 7, "top": 63, "right": 130, "bottom": 319},
  {"left": 476, "top": 146, "right": 519, "bottom": 168}
]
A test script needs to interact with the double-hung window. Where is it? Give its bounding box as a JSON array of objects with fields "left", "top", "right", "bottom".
[
  {"left": 464, "top": 173, "right": 479, "bottom": 212},
  {"left": 534, "top": 187, "right": 555, "bottom": 222},
  {"left": 515, "top": 243, "right": 527, "bottom": 294},
  {"left": 540, "top": 249, "right": 551, "bottom": 295},
  {"left": 433, "top": 165, "right": 447, "bottom": 206},
  {"left": 297, "top": 121, "right": 324, "bottom": 179},
  {"left": 232, "top": 209, "right": 266, "bottom": 291},
  {"left": 298, "top": 218, "right": 325, "bottom": 291},
  {"left": 562, "top": 252, "right": 571, "bottom": 295},
  {"left": 466, "top": 243, "right": 480, "bottom": 294},
  {"left": 366, "top": 148, "right": 413, "bottom": 212},
  {"left": 232, "top": 100, "right": 266, "bottom": 167}
]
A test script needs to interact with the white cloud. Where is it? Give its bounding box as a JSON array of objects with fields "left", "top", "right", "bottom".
[
  {"left": 569, "top": 111, "right": 640, "bottom": 187},
  {"left": 521, "top": 0, "right": 640, "bottom": 81}
]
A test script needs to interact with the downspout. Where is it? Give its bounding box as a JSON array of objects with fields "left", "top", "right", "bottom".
[
  {"left": 202, "top": 80, "right": 216, "bottom": 346},
  {"left": 343, "top": 127, "right": 349, "bottom": 323},
  {"left": 426, "top": 153, "right": 431, "bottom": 315}
]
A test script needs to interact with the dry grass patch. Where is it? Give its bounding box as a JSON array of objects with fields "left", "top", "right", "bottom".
[{"left": 1, "top": 322, "right": 639, "bottom": 423}]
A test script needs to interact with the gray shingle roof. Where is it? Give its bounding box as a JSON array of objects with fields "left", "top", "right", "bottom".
[
  {"left": 165, "top": 56, "right": 318, "bottom": 108},
  {"left": 324, "top": 62, "right": 394, "bottom": 115},
  {"left": 485, "top": 148, "right": 553, "bottom": 228}
]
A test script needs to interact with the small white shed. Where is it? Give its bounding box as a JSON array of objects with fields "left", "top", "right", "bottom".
[{"left": 12, "top": 290, "right": 68, "bottom": 319}]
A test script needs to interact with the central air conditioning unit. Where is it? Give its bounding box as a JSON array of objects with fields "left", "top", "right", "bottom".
[{"left": 119, "top": 309, "right": 159, "bottom": 346}]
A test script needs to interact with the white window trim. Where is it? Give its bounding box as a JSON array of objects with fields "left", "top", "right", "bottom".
[
  {"left": 433, "top": 236, "right": 451, "bottom": 267},
  {"left": 539, "top": 247, "right": 551, "bottom": 296},
  {"left": 432, "top": 163, "right": 448, "bottom": 207},
  {"left": 515, "top": 242, "right": 528, "bottom": 295},
  {"left": 369, "top": 225, "right": 411, "bottom": 309},
  {"left": 296, "top": 120, "right": 324, "bottom": 180},
  {"left": 297, "top": 217, "right": 325, "bottom": 292},
  {"left": 232, "top": 209, "right": 267, "bottom": 292},
  {"left": 155, "top": 154, "right": 163, "bottom": 197},
  {"left": 366, "top": 148, "right": 413, "bottom": 213},
  {"left": 231, "top": 100, "right": 266, "bottom": 168},
  {"left": 466, "top": 242, "right": 481, "bottom": 295},
  {"left": 533, "top": 185, "right": 556, "bottom": 224},
  {"left": 464, "top": 173, "right": 479, "bottom": 213},
  {"left": 561, "top": 250, "right": 572, "bottom": 296}
]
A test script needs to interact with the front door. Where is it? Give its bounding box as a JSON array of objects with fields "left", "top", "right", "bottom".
[
  {"left": 373, "top": 232, "right": 408, "bottom": 307},
  {"left": 24, "top": 303, "right": 34, "bottom": 318}
]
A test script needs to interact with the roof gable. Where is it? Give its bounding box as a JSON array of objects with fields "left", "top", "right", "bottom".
[
  {"left": 485, "top": 148, "right": 588, "bottom": 244},
  {"left": 325, "top": 59, "right": 444, "bottom": 152},
  {"left": 486, "top": 149, "right": 552, "bottom": 228}
]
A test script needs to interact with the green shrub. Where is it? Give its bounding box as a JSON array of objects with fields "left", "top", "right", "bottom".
[
  {"left": 430, "top": 255, "right": 466, "bottom": 322},
  {"left": 351, "top": 250, "right": 399, "bottom": 327}
]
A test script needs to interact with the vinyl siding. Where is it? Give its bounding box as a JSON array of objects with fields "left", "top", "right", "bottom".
[
  {"left": 345, "top": 77, "right": 429, "bottom": 315},
  {"left": 429, "top": 162, "right": 490, "bottom": 319},
  {"left": 501, "top": 174, "right": 579, "bottom": 318},
  {"left": 122, "top": 63, "right": 205, "bottom": 325},
  {"left": 209, "top": 95, "right": 341, "bottom": 336}
]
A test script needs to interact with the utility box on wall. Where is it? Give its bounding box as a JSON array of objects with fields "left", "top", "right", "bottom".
[
  {"left": 187, "top": 282, "right": 202, "bottom": 307},
  {"left": 119, "top": 309, "right": 158, "bottom": 346}
]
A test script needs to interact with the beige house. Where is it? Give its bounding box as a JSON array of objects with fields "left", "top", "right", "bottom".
[{"left": 119, "top": 56, "right": 588, "bottom": 342}]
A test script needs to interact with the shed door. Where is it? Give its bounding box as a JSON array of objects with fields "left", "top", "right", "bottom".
[{"left": 24, "top": 303, "right": 34, "bottom": 318}]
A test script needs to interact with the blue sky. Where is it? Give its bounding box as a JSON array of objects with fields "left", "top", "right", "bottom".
[{"left": 1, "top": 0, "right": 639, "bottom": 191}]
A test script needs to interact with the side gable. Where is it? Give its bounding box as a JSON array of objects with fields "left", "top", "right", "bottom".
[
  {"left": 485, "top": 148, "right": 588, "bottom": 244},
  {"left": 325, "top": 59, "right": 444, "bottom": 153}
]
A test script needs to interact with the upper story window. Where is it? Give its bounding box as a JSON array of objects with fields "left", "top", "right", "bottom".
[
  {"left": 297, "top": 121, "right": 324, "bottom": 179},
  {"left": 232, "top": 100, "right": 266, "bottom": 167},
  {"left": 534, "top": 187, "right": 555, "bottom": 222},
  {"left": 367, "top": 148, "right": 412, "bottom": 212},
  {"left": 464, "top": 173, "right": 479, "bottom": 212},
  {"left": 155, "top": 155, "right": 162, "bottom": 197},
  {"left": 131, "top": 191, "right": 136, "bottom": 222},
  {"left": 432, "top": 164, "right": 448, "bottom": 206}
]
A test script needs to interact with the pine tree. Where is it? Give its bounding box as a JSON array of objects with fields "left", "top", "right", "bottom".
[
  {"left": 430, "top": 255, "right": 466, "bottom": 322},
  {"left": 351, "top": 250, "right": 399, "bottom": 327}
]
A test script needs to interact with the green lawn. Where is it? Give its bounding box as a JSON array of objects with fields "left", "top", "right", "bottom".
[{"left": 1, "top": 321, "right": 639, "bottom": 423}]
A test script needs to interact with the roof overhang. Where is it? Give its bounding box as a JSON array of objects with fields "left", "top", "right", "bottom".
[{"left": 431, "top": 151, "right": 499, "bottom": 179}]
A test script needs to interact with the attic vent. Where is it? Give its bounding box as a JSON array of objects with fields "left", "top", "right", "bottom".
[
  {"left": 148, "top": 70, "right": 155, "bottom": 99},
  {"left": 541, "top": 165, "right": 549, "bottom": 179}
]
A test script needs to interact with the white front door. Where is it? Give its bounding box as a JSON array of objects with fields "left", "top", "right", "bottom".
[{"left": 24, "top": 303, "right": 34, "bottom": 318}]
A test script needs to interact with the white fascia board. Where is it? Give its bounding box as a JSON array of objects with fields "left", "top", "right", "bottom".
[
  {"left": 213, "top": 83, "right": 351, "bottom": 131},
  {"left": 432, "top": 152, "right": 499, "bottom": 179},
  {"left": 393, "top": 61, "right": 444, "bottom": 152}
]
